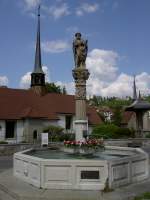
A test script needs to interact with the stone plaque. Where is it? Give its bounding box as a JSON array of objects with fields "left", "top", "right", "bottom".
[{"left": 81, "top": 171, "right": 99, "bottom": 179}]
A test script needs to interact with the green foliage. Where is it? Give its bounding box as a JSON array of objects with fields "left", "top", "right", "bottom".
[
  {"left": 88, "top": 95, "right": 132, "bottom": 126},
  {"left": 92, "top": 124, "right": 119, "bottom": 139},
  {"left": 92, "top": 124, "right": 135, "bottom": 139},
  {"left": 145, "top": 132, "right": 150, "bottom": 138},
  {"left": 49, "top": 133, "right": 75, "bottom": 142},
  {"left": 89, "top": 95, "right": 132, "bottom": 108},
  {"left": 115, "top": 127, "right": 135, "bottom": 138},
  {"left": 45, "top": 82, "right": 67, "bottom": 94},
  {"left": 62, "top": 86, "right": 67, "bottom": 94},
  {"left": 43, "top": 125, "right": 75, "bottom": 142},
  {"left": 112, "top": 106, "right": 122, "bottom": 126},
  {"left": 43, "top": 125, "right": 64, "bottom": 135},
  {"left": 0, "top": 141, "right": 8, "bottom": 144},
  {"left": 134, "top": 192, "right": 150, "bottom": 200}
]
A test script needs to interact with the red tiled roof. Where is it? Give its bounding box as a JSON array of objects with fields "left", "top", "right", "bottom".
[{"left": 0, "top": 88, "right": 101, "bottom": 125}]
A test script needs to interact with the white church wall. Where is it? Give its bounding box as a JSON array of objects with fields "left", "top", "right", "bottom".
[
  {"left": 17, "top": 116, "right": 95, "bottom": 143},
  {"left": 24, "top": 119, "right": 58, "bottom": 142},
  {"left": 57, "top": 115, "right": 66, "bottom": 128},
  {"left": 16, "top": 120, "right": 24, "bottom": 143},
  {"left": 0, "top": 120, "right": 5, "bottom": 141}
]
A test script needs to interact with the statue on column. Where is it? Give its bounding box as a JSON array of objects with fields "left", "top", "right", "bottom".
[{"left": 73, "top": 33, "right": 88, "bottom": 68}]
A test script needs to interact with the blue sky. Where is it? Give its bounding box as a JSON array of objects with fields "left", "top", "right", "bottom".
[{"left": 1, "top": 0, "right": 150, "bottom": 97}]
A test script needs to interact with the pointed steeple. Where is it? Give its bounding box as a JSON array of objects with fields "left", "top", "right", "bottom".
[
  {"left": 138, "top": 90, "right": 141, "bottom": 100},
  {"left": 133, "top": 75, "right": 137, "bottom": 101},
  {"left": 31, "top": 5, "right": 46, "bottom": 95},
  {"left": 33, "top": 5, "right": 43, "bottom": 74}
]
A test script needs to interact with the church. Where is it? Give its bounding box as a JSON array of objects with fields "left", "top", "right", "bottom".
[{"left": 0, "top": 8, "right": 101, "bottom": 143}]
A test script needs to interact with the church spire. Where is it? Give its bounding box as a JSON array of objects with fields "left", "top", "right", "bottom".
[
  {"left": 31, "top": 5, "right": 46, "bottom": 95},
  {"left": 133, "top": 75, "right": 137, "bottom": 101},
  {"left": 138, "top": 90, "right": 142, "bottom": 100},
  {"left": 33, "top": 5, "right": 43, "bottom": 74}
]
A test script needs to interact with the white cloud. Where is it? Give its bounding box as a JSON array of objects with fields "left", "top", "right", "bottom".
[
  {"left": 23, "top": 0, "right": 40, "bottom": 10},
  {"left": 43, "top": 3, "right": 70, "bottom": 19},
  {"left": 20, "top": 71, "right": 31, "bottom": 89},
  {"left": 76, "top": 3, "right": 99, "bottom": 16},
  {"left": 56, "top": 48, "right": 150, "bottom": 98},
  {"left": 20, "top": 66, "right": 50, "bottom": 88},
  {"left": 56, "top": 81, "right": 75, "bottom": 95},
  {"left": 41, "top": 40, "right": 70, "bottom": 53},
  {"left": 87, "top": 49, "right": 118, "bottom": 82},
  {"left": 42, "top": 66, "right": 50, "bottom": 82},
  {"left": 0, "top": 76, "right": 9, "bottom": 86}
]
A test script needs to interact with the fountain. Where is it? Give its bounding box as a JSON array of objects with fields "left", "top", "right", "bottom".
[{"left": 14, "top": 33, "right": 149, "bottom": 190}]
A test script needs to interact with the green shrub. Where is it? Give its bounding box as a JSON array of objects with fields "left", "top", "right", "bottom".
[
  {"left": 115, "top": 127, "right": 135, "bottom": 138},
  {"left": 145, "top": 132, "right": 150, "bottom": 138},
  {"left": 134, "top": 192, "right": 150, "bottom": 200},
  {"left": 92, "top": 124, "right": 118, "bottom": 139},
  {"left": 48, "top": 133, "right": 75, "bottom": 142},
  {"left": 92, "top": 124, "right": 135, "bottom": 139},
  {"left": 0, "top": 141, "right": 8, "bottom": 144},
  {"left": 43, "top": 125, "right": 75, "bottom": 142},
  {"left": 43, "top": 125, "right": 64, "bottom": 135}
]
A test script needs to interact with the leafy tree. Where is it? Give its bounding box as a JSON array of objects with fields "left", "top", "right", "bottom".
[
  {"left": 88, "top": 95, "right": 132, "bottom": 108},
  {"left": 112, "top": 106, "right": 123, "bottom": 126},
  {"left": 92, "top": 124, "right": 119, "bottom": 139},
  {"left": 45, "top": 82, "right": 67, "bottom": 94},
  {"left": 62, "top": 86, "right": 67, "bottom": 94},
  {"left": 91, "top": 124, "right": 134, "bottom": 139}
]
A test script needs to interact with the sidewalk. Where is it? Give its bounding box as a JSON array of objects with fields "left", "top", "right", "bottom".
[{"left": 0, "top": 169, "right": 150, "bottom": 200}]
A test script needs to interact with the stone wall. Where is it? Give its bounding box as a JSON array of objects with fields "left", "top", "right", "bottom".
[
  {"left": 104, "top": 138, "right": 150, "bottom": 147},
  {"left": 14, "top": 146, "right": 149, "bottom": 190}
]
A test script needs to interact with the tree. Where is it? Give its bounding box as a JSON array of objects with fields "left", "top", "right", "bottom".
[
  {"left": 112, "top": 106, "right": 123, "bottom": 126},
  {"left": 91, "top": 124, "right": 134, "bottom": 139},
  {"left": 45, "top": 82, "right": 67, "bottom": 94},
  {"left": 62, "top": 86, "right": 67, "bottom": 94}
]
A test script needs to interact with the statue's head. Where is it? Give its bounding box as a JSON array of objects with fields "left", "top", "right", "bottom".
[{"left": 75, "top": 32, "right": 82, "bottom": 39}]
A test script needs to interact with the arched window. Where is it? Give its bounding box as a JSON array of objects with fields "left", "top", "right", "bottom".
[{"left": 33, "top": 130, "right": 38, "bottom": 140}]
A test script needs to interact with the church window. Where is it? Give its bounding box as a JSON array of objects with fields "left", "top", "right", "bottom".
[{"left": 6, "top": 121, "right": 16, "bottom": 138}]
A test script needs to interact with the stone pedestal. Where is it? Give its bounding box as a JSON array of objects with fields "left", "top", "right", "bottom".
[
  {"left": 72, "top": 68, "right": 90, "bottom": 141},
  {"left": 74, "top": 120, "right": 88, "bottom": 141}
]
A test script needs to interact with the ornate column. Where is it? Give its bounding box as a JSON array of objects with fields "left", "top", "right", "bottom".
[{"left": 72, "top": 33, "right": 90, "bottom": 141}]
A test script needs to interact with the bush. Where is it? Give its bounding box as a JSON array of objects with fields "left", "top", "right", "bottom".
[
  {"left": 134, "top": 192, "right": 150, "bottom": 200},
  {"left": 43, "top": 125, "right": 75, "bottom": 142},
  {"left": 115, "top": 127, "right": 135, "bottom": 138},
  {"left": 0, "top": 141, "right": 8, "bottom": 144},
  {"left": 92, "top": 124, "right": 135, "bottom": 139},
  {"left": 43, "top": 125, "right": 64, "bottom": 135},
  {"left": 92, "top": 124, "right": 118, "bottom": 139},
  {"left": 145, "top": 132, "right": 150, "bottom": 138},
  {"left": 48, "top": 133, "right": 75, "bottom": 142}
]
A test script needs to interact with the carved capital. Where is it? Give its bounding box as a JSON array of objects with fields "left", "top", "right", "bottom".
[{"left": 72, "top": 69, "right": 90, "bottom": 82}]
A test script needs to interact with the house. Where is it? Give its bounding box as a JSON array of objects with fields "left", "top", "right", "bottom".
[
  {"left": 0, "top": 87, "right": 101, "bottom": 143},
  {"left": 0, "top": 8, "right": 101, "bottom": 143}
]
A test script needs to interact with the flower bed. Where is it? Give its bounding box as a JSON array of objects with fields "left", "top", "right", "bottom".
[{"left": 63, "top": 139, "right": 104, "bottom": 155}]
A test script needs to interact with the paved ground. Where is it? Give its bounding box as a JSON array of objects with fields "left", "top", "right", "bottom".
[
  {"left": 0, "top": 149, "right": 150, "bottom": 200},
  {"left": 0, "top": 156, "right": 13, "bottom": 173}
]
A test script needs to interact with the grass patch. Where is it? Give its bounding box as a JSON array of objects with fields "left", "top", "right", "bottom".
[{"left": 134, "top": 192, "right": 150, "bottom": 200}]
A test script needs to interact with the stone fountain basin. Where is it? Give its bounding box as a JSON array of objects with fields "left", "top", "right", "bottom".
[{"left": 13, "top": 146, "right": 149, "bottom": 190}]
